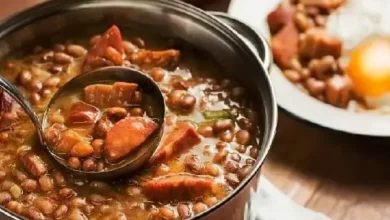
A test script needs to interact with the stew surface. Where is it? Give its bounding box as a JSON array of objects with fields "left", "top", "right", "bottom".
[{"left": 0, "top": 25, "right": 261, "bottom": 220}]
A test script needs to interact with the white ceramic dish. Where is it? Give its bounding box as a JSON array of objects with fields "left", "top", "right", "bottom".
[{"left": 228, "top": 0, "right": 390, "bottom": 136}]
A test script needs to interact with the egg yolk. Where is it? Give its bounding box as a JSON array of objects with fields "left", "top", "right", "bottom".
[{"left": 348, "top": 36, "right": 390, "bottom": 97}]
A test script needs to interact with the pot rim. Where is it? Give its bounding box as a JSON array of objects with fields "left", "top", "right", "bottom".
[{"left": 0, "top": 1, "right": 278, "bottom": 219}]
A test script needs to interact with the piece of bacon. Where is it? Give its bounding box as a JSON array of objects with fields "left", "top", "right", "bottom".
[
  {"left": 83, "top": 25, "right": 124, "bottom": 72},
  {"left": 271, "top": 22, "right": 300, "bottom": 68},
  {"left": 149, "top": 123, "right": 201, "bottom": 164},
  {"left": 67, "top": 102, "right": 100, "bottom": 126},
  {"left": 142, "top": 173, "right": 215, "bottom": 201},
  {"left": 267, "top": 3, "right": 295, "bottom": 34},
  {"left": 105, "top": 117, "right": 158, "bottom": 162},
  {"left": 20, "top": 152, "right": 47, "bottom": 177}
]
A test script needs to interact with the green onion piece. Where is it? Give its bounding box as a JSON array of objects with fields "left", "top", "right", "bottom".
[{"left": 202, "top": 110, "right": 231, "bottom": 120}]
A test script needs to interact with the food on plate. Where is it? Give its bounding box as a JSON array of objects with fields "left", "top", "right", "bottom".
[
  {"left": 268, "top": 0, "right": 390, "bottom": 112},
  {"left": 0, "top": 25, "right": 261, "bottom": 219}
]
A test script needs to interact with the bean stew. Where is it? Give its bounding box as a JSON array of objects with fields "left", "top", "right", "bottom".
[{"left": 0, "top": 25, "right": 261, "bottom": 219}]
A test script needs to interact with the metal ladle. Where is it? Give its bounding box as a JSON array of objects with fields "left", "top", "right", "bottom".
[{"left": 0, "top": 66, "right": 165, "bottom": 178}]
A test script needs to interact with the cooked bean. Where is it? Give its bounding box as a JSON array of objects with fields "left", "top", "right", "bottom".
[
  {"left": 155, "top": 164, "right": 170, "bottom": 176},
  {"left": 0, "top": 132, "right": 9, "bottom": 142},
  {"left": 213, "top": 119, "right": 234, "bottom": 133},
  {"left": 67, "top": 45, "right": 87, "bottom": 57},
  {"left": 27, "top": 207, "right": 45, "bottom": 220},
  {"left": 167, "top": 90, "right": 186, "bottom": 107},
  {"left": 172, "top": 79, "right": 189, "bottom": 90},
  {"left": 123, "top": 41, "right": 137, "bottom": 54},
  {"left": 43, "top": 76, "right": 60, "bottom": 88},
  {"left": 0, "top": 192, "right": 11, "bottom": 204},
  {"left": 68, "top": 207, "right": 88, "bottom": 220},
  {"left": 89, "top": 35, "right": 102, "bottom": 45},
  {"left": 94, "top": 118, "right": 112, "bottom": 138},
  {"left": 1, "top": 180, "right": 15, "bottom": 191},
  {"left": 68, "top": 157, "right": 81, "bottom": 169},
  {"left": 91, "top": 139, "right": 104, "bottom": 158},
  {"left": 231, "top": 87, "right": 245, "bottom": 98},
  {"left": 59, "top": 187, "right": 76, "bottom": 198},
  {"left": 177, "top": 203, "right": 191, "bottom": 219},
  {"left": 39, "top": 175, "right": 54, "bottom": 192},
  {"left": 235, "top": 130, "right": 250, "bottom": 145},
  {"left": 83, "top": 158, "right": 97, "bottom": 171},
  {"left": 54, "top": 205, "right": 68, "bottom": 218},
  {"left": 238, "top": 165, "right": 253, "bottom": 181},
  {"left": 230, "top": 152, "right": 241, "bottom": 162},
  {"left": 49, "top": 65, "right": 63, "bottom": 74},
  {"left": 52, "top": 170, "right": 66, "bottom": 187},
  {"left": 288, "top": 58, "right": 302, "bottom": 72},
  {"left": 7, "top": 201, "right": 23, "bottom": 214},
  {"left": 21, "top": 179, "right": 38, "bottom": 192},
  {"left": 236, "top": 145, "right": 247, "bottom": 154},
  {"left": 216, "top": 141, "right": 227, "bottom": 151},
  {"left": 106, "top": 107, "right": 128, "bottom": 119},
  {"left": 180, "top": 94, "right": 196, "bottom": 110},
  {"left": 224, "top": 174, "right": 239, "bottom": 187},
  {"left": 192, "top": 202, "right": 207, "bottom": 214},
  {"left": 246, "top": 158, "right": 256, "bottom": 165},
  {"left": 31, "top": 93, "right": 41, "bottom": 105},
  {"left": 159, "top": 207, "right": 175, "bottom": 219},
  {"left": 224, "top": 160, "right": 239, "bottom": 173},
  {"left": 70, "top": 197, "right": 86, "bottom": 207},
  {"left": 249, "top": 146, "right": 259, "bottom": 158},
  {"left": 45, "top": 126, "right": 62, "bottom": 146},
  {"left": 204, "top": 163, "right": 220, "bottom": 177},
  {"left": 88, "top": 194, "right": 106, "bottom": 205},
  {"left": 19, "top": 70, "right": 32, "bottom": 86},
  {"left": 219, "top": 130, "right": 233, "bottom": 142},
  {"left": 9, "top": 184, "right": 23, "bottom": 199},
  {"left": 40, "top": 88, "right": 52, "bottom": 98},
  {"left": 295, "top": 12, "right": 310, "bottom": 31},
  {"left": 83, "top": 204, "right": 94, "bottom": 215},
  {"left": 238, "top": 118, "right": 253, "bottom": 132},
  {"left": 150, "top": 68, "right": 166, "bottom": 82},
  {"left": 197, "top": 125, "right": 214, "bottom": 138},
  {"left": 12, "top": 169, "right": 27, "bottom": 182},
  {"left": 305, "top": 78, "right": 325, "bottom": 96},
  {"left": 283, "top": 69, "right": 301, "bottom": 83},
  {"left": 34, "top": 197, "right": 57, "bottom": 215},
  {"left": 325, "top": 75, "right": 351, "bottom": 108},
  {"left": 300, "top": 68, "right": 311, "bottom": 79},
  {"left": 53, "top": 44, "right": 66, "bottom": 52},
  {"left": 213, "top": 150, "right": 228, "bottom": 163},
  {"left": 54, "top": 52, "right": 73, "bottom": 64},
  {"left": 184, "top": 155, "right": 203, "bottom": 174},
  {"left": 204, "top": 196, "right": 218, "bottom": 207},
  {"left": 129, "top": 107, "right": 143, "bottom": 116},
  {"left": 29, "top": 79, "right": 43, "bottom": 92}
]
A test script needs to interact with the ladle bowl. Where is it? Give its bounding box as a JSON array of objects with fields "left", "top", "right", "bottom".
[{"left": 0, "top": 66, "right": 166, "bottom": 178}]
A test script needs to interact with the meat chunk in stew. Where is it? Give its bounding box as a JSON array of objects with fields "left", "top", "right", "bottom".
[
  {"left": 20, "top": 152, "right": 47, "bottom": 177},
  {"left": 142, "top": 173, "right": 215, "bottom": 201},
  {"left": 55, "top": 129, "right": 85, "bottom": 154},
  {"left": 150, "top": 123, "right": 201, "bottom": 164},
  {"left": 83, "top": 25, "right": 124, "bottom": 72},
  {"left": 105, "top": 117, "right": 158, "bottom": 162},
  {"left": 84, "top": 82, "right": 138, "bottom": 107},
  {"left": 67, "top": 102, "right": 100, "bottom": 126}
]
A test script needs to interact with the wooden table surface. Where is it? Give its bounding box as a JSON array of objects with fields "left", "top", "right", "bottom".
[{"left": 2, "top": 1, "right": 390, "bottom": 220}]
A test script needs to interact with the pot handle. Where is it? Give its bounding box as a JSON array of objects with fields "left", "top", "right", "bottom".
[{"left": 209, "top": 11, "right": 272, "bottom": 71}]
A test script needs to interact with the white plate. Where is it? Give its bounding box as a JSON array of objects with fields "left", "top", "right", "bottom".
[{"left": 228, "top": 0, "right": 390, "bottom": 136}]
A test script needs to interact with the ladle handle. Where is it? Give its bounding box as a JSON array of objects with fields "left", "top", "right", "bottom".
[{"left": 0, "top": 76, "right": 45, "bottom": 145}]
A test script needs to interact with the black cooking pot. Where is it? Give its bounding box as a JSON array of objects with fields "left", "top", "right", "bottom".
[{"left": 0, "top": 0, "right": 277, "bottom": 219}]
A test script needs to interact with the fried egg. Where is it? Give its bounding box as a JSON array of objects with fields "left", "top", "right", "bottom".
[{"left": 326, "top": 0, "right": 390, "bottom": 109}]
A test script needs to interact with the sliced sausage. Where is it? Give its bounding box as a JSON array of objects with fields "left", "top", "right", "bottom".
[
  {"left": 105, "top": 117, "right": 158, "bottom": 162},
  {"left": 150, "top": 123, "right": 201, "bottom": 164},
  {"left": 299, "top": 28, "right": 342, "bottom": 59},
  {"left": 83, "top": 25, "right": 124, "bottom": 72},
  {"left": 130, "top": 49, "right": 180, "bottom": 70},
  {"left": 142, "top": 173, "right": 215, "bottom": 201},
  {"left": 20, "top": 152, "right": 47, "bottom": 177},
  {"left": 67, "top": 102, "right": 100, "bottom": 126},
  {"left": 271, "top": 22, "right": 300, "bottom": 68}
]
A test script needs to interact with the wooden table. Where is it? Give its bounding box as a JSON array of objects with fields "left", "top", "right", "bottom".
[{"left": 2, "top": 1, "right": 390, "bottom": 220}]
